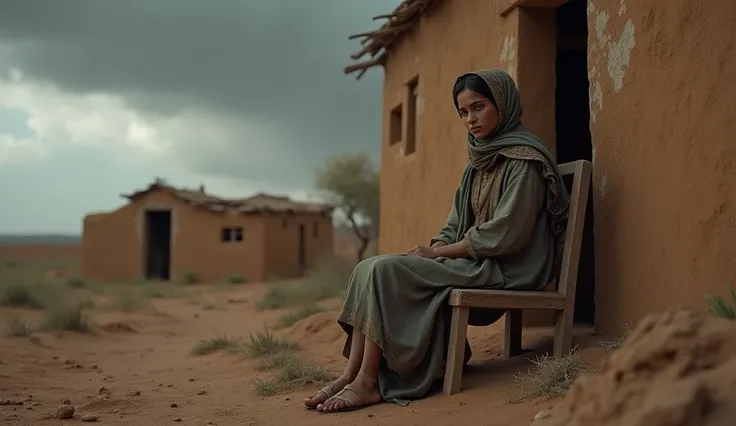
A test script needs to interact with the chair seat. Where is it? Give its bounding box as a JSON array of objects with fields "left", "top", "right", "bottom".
[{"left": 449, "top": 289, "right": 565, "bottom": 310}]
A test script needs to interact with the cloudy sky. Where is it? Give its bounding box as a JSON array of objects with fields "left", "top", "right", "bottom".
[{"left": 0, "top": 0, "right": 398, "bottom": 234}]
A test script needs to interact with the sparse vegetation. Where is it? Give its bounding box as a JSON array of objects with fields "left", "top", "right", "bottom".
[
  {"left": 181, "top": 271, "right": 198, "bottom": 285},
  {"left": 41, "top": 303, "right": 91, "bottom": 333},
  {"left": 276, "top": 304, "right": 324, "bottom": 329},
  {"left": 705, "top": 286, "right": 736, "bottom": 320},
  {"left": 508, "top": 348, "right": 592, "bottom": 403},
  {"left": 226, "top": 273, "right": 246, "bottom": 285},
  {"left": 4, "top": 316, "right": 35, "bottom": 337},
  {"left": 109, "top": 290, "right": 151, "bottom": 312},
  {"left": 138, "top": 281, "right": 186, "bottom": 299},
  {"left": 190, "top": 335, "right": 243, "bottom": 356},
  {"left": 242, "top": 329, "right": 296, "bottom": 358},
  {"left": 0, "top": 282, "right": 49, "bottom": 309},
  {"left": 256, "top": 256, "right": 351, "bottom": 310},
  {"left": 252, "top": 353, "right": 335, "bottom": 396},
  {"left": 66, "top": 276, "right": 86, "bottom": 288},
  {"left": 597, "top": 324, "right": 632, "bottom": 351}
]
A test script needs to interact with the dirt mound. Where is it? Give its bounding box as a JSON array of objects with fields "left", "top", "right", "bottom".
[
  {"left": 280, "top": 311, "right": 344, "bottom": 344},
  {"left": 533, "top": 309, "right": 736, "bottom": 426}
]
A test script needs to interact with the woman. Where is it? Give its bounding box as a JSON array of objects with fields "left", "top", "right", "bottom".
[{"left": 304, "top": 69, "right": 569, "bottom": 414}]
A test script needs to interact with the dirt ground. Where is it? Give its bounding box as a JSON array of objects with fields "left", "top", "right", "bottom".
[{"left": 0, "top": 248, "right": 611, "bottom": 426}]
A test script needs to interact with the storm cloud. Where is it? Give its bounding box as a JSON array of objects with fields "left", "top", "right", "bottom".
[{"left": 0, "top": 0, "right": 398, "bottom": 233}]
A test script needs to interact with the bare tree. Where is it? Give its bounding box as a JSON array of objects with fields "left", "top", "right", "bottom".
[{"left": 316, "top": 152, "right": 379, "bottom": 261}]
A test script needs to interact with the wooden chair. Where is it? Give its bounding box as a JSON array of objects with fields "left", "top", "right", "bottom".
[{"left": 443, "top": 159, "right": 592, "bottom": 396}]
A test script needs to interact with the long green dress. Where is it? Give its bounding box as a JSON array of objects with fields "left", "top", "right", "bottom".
[{"left": 337, "top": 69, "right": 570, "bottom": 406}]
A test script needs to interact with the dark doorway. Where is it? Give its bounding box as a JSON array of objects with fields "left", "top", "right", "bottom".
[
  {"left": 556, "top": 0, "right": 596, "bottom": 326},
  {"left": 144, "top": 210, "right": 171, "bottom": 280},
  {"left": 298, "top": 224, "right": 306, "bottom": 276}
]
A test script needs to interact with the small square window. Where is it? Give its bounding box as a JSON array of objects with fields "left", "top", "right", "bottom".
[
  {"left": 282, "top": 219, "right": 288, "bottom": 229},
  {"left": 389, "top": 104, "right": 402, "bottom": 145},
  {"left": 313, "top": 222, "right": 318, "bottom": 238},
  {"left": 221, "top": 227, "right": 244, "bottom": 243}
]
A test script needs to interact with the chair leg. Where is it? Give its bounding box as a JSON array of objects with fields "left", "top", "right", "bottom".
[
  {"left": 504, "top": 309, "right": 523, "bottom": 358},
  {"left": 443, "top": 306, "right": 470, "bottom": 396},
  {"left": 553, "top": 309, "right": 574, "bottom": 358}
]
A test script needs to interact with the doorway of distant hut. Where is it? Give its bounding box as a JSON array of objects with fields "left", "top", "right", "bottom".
[{"left": 144, "top": 210, "right": 172, "bottom": 280}]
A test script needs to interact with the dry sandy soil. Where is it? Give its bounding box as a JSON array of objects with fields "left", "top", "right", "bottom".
[{"left": 0, "top": 249, "right": 612, "bottom": 426}]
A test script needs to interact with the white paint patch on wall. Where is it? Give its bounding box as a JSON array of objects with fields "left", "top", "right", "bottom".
[
  {"left": 607, "top": 20, "right": 636, "bottom": 93},
  {"left": 595, "top": 10, "right": 610, "bottom": 48},
  {"left": 499, "top": 34, "right": 517, "bottom": 63},
  {"left": 618, "top": 0, "right": 627, "bottom": 16}
]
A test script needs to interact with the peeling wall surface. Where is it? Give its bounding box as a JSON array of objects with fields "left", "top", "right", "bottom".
[
  {"left": 587, "top": 0, "right": 736, "bottom": 334},
  {"left": 378, "top": 0, "right": 736, "bottom": 335},
  {"left": 82, "top": 190, "right": 333, "bottom": 283}
]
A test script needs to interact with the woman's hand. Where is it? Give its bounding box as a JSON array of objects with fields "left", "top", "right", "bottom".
[{"left": 406, "top": 245, "right": 438, "bottom": 259}]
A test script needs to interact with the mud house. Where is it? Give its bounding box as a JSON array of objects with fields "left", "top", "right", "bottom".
[
  {"left": 82, "top": 181, "right": 334, "bottom": 283},
  {"left": 346, "top": 0, "right": 735, "bottom": 335}
]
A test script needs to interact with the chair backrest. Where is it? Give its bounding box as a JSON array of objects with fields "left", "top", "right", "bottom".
[{"left": 555, "top": 160, "right": 592, "bottom": 301}]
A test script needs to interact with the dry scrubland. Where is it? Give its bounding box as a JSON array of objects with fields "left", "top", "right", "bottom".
[{"left": 0, "top": 245, "right": 734, "bottom": 425}]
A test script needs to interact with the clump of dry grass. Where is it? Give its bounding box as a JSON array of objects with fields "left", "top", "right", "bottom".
[
  {"left": 705, "top": 286, "right": 736, "bottom": 320},
  {"left": 256, "top": 256, "right": 352, "bottom": 310},
  {"left": 190, "top": 335, "right": 243, "bottom": 356},
  {"left": 138, "top": 281, "right": 186, "bottom": 299},
  {"left": 40, "top": 303, "right": 91, "bottom": 333},
  {"left": 242, "top": 329, "right": 297, "bottom": 358},
  {"left": 190, "top": 329, "right": 296, "bottom": 358},
  {"left": 4, "top": 315, "right": 35, "bottom": 337},
  {"left": 0, "top": 282, "right": 52, "bottom": 309},
  {"left": 66, "top": 276, "right": 86, "bottom": 288},
  {"left": 226, "top": 273, "right": 246, "bottom": 285},
  {"left": 252, "top": 352, "right": 335, "bottom": 396},
  {"left": 109, "top": 289, "right": 152, "bottom": 312},
  {"left": 596, "top": 324, "right": 632, "bottom": 351},
  {"left": 275, "top": 304, "right": 324, "bottom": 329},
  {"left": 508, "top": 348, "right": 592, "bottom": 403}
]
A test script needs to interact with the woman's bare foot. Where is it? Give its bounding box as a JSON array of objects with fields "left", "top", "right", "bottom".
[
  {"left": 303, "top": 375, "right": 353, "bottom": 409},
  {"left": 317, "top": 374, "right": 382, "bottom": 413}
]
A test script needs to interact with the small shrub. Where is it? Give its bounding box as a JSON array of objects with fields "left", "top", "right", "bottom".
[
  {"left": 227, "top": 273, "right": 246, "bottom": 285},
  {"left": 252, "top": 354, "right": 335, "bottom": 396},
  {"left": 110, "top": 290, "right": 151, "bottom": 312},
  {"left": 0, "top": 283, "right": 46, "bottom": 309},
  {"left": 190, "top": 335, "right": 242, "bottom": 356},
  {"left": 242, "top": 329, "right": 296, "bottom": 358},
  {"left": 508, "top": 348, "right": 592, "bottom": 403},
  {"left": 275, "top": 304, "right": 324, "bottom": 329},
  {"left": 66, "top": 277, "right": 86, "bottom": 289},
  {"left": 705, "top": 286, "right": 736, "bottom": 320},
  {"left": 139, "top": 282, "right": 185, "bottom": 299},
  {"left": 181, "top": 271, "right": 198, "bottom": 285},
  {"left": 41, "top": 303, "right": 91, "bottom": 333},
  {"left": 5, "top": 316, "right": 34, "bottom": 337}
]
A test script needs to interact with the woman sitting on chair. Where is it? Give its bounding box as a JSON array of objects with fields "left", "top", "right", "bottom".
[{"left": 304, "top": 69, "right": 569, "bottom": 414}]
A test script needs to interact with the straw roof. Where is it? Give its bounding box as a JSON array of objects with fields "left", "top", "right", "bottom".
[
  {"left": 344, "top": 0, "right": 440, "bottom": 79},
  {"left": 121, "top": 181, "right": 332, "bottom": 215}
]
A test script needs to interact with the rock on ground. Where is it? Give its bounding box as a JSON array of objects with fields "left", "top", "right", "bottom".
[{"left": 532, "top": 309, "right": 736, "bottom": 426}]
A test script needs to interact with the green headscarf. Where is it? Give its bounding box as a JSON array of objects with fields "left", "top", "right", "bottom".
[{"left": 453, "top": 69, "right": 570, "bottom": 240}]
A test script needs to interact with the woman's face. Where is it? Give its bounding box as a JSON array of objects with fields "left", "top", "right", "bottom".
[{"left": 456, "top": 89, "right": 499, "bottom": 138}]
